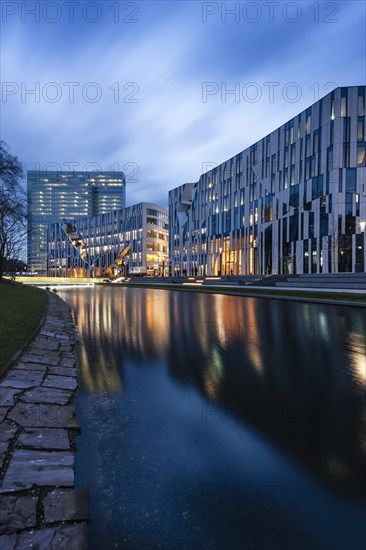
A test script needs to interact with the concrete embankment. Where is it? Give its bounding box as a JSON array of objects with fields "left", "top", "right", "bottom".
[
  {"left": 120, "top": 281, "right": 366, "bottom": 307},
  {"left": 0, "top": 291, "right": 88, "bottom": 549}
]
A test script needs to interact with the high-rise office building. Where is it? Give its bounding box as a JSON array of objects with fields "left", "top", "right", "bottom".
[
  {"left": 169, "top": 86, "right": 366, "bottom": 276},
  {"left": 27, "top": 171, "right": 125, "bottom": 273}
]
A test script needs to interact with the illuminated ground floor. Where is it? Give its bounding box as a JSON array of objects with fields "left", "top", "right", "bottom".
[{"left": 171, "top": 223, "right": 366, "bottom": 277}]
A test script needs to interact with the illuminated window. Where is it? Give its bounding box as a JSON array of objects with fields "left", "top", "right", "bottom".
[{"left": 357, "top": 145, "right": 366, "bottom": 167}]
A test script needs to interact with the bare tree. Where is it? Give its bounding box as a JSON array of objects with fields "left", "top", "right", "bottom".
[
  {"left": 0, "top": 141, "right": 27, "bottom": 279},
  {"left": 322, "top": 212, "right": 338, "bottom": 273}
]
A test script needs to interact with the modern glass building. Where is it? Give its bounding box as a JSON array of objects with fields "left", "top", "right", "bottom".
[
  {"left": 169, "top": 86, "right": 366, "bottom": 276},
  {"left": 47, "top": 202, "right": 169, "bottom": 278},
  {"left": 27, "top": 171, "right": 126, "bottom": 273}
]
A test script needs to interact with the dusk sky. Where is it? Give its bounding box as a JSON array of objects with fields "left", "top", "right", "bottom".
[{"left": 2, "top": 0, "right": 365, "bottom": 207}]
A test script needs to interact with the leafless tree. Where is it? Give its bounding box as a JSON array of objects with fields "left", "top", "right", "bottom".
[
  {"left": 321, "top": 212, "right": 338, "bottom": 273},
  {"left": 0, "top": 141, "right": 27, "bottom": 279}
]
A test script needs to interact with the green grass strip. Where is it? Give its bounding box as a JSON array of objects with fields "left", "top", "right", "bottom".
[{"left": 0, "top": 281, "right": 47, "bottom": 367}]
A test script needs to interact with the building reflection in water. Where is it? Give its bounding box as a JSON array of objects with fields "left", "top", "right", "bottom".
[
  {"left": 61, "top": 287, "right": 365, "bottom": 494},
  {"left": 346, "top": 330, "right": 366, "bottom": 387}
]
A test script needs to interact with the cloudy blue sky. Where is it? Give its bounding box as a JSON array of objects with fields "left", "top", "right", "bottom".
[{"left": 1, "top": 0, "right": 365, "bottom": 207}]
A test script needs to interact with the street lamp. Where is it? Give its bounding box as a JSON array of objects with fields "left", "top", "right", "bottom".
[
  {"left": 218, "top": 246, "right": 222, "bottom": 277},
  {"left": 360, "top": 220, "right": 366, "bottom": 233}
]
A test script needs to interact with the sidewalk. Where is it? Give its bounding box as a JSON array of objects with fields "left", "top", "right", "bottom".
[{"left": 0, "top": 292, "right": 88, "bottom": 549}]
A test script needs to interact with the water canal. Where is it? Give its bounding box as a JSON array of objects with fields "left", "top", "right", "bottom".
[{"left": 58, "top": 287, "right": 366, "bottom": 550}]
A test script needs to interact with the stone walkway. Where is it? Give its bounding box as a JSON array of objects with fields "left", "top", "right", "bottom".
[{"left": 0, "top": 292, "right": 89, "bottom": 549}]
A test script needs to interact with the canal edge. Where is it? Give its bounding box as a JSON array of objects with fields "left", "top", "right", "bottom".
[
  {"left": 0, "top": 291, "right": 89, "bottom": 548},
  {"left": 120, "top": 282, "right": 366, "bottom": 308}
]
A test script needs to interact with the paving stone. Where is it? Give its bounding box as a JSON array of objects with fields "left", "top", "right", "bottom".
[
  {"left": 0, "top": 423, "right": 17, "bottom": 451},
  {"left": 40, "top": 330, "right": 57, "bottom": 338},
  {"left": 0, "top": 533, "right": 16, "bottom": 547},
  {"left": 59, "top": 357, "right": 76, "bottom": 368},
  {"left": 20, "top": 354, "right": 60, "bottom": 366},
  {"left": 19, "top": 387, "right": 72, "bottom": 405},
  {"left": 32, "top": 338, "right": 60, "bottom": 351},
  {"left": 0, "top": 494, "right": 37, "bottom": 532},
  {"left": 0, "top": 407, "right": 9, "bottom": 422},
  {"left": 48, "top": 367, "right": 78, "bottom": 378},
  {"left": 1, "top": 449, "right": 74, "bottom": 491},
  {"left": 45, "top": 320, "right": 66, "bottom": 328},
  {"left": 17, "top": 428, "right": 70, "bottom": 450},
  {"left": 8, "top": 403, "right": 80, "bottom": 429},
  {"left": 0, "top": 523, "right": 88, "bottom": 549},
  {"left": 50, "top": 523, "right": 88, "bottom": 550},
  {"left": 0, "top": 423, "right": 17, "bottom": 468},
  {"left": 43, "top": 488, "right": 90, "bottom": 523},
  {"left": 0, "top": 370, "right": 44, "bottom": 389},
  {"left": 44, "top": 332, "right": 69, "bottom": 341},
  {"left": 26, "top": 349, "right": 56, "bottom": 357},
  {"left": 59, "top": 345, "right": 73, "bottom": 352},
  {"left": 0, "top": 292, "right": 81, "bottom": 535},
  {"left": 0, "top": 388, "right": 22, "bottom": 407},
  {"left": 13, "top": 362, "right": 47, "bottom": 373},
  {"left": 53, "top": 333, "right": 71, "bottom": 341},
  {"left": 42, "top": 376, "right": 78, "bottom": 391},
  {"left": 60, "top": 350, "right": 75, "bottom": 357}
]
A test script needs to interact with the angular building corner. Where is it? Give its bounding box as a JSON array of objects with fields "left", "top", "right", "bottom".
[
  {"left": 169, "top": 86, "right": 366, "bottom": 276},
  {"left": 47, "top": 203, "right": 169, "bottom": 278}
]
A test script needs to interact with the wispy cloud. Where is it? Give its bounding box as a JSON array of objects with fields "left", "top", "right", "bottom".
[{"left": 1, "top": 0, "right": 365, "bottom": 207}]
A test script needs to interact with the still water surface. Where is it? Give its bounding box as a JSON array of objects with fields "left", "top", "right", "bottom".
[{"left": 59, "top": 287, "right": 366, "bottom": 550}]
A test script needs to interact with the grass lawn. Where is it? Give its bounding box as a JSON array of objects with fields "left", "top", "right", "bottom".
[{"left": 0, "top": 281, "right": 47, "bottom": 368}]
